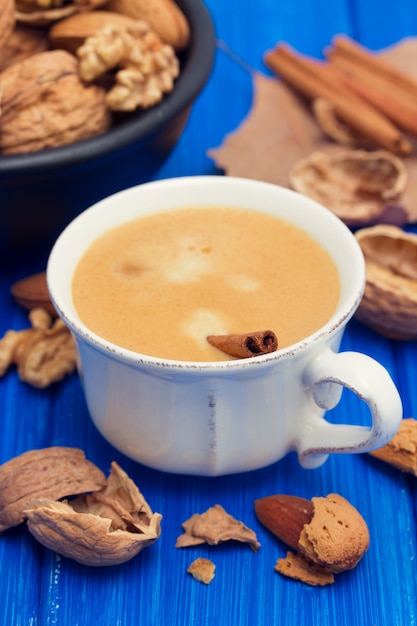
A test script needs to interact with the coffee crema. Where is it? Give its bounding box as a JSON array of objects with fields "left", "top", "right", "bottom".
[{"left": 72, "top": 206, "right": 340, "bottom": 361}]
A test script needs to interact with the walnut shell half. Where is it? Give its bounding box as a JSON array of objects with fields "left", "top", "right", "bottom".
[
  {"left": 25, "top": 462, "right": 162, "bottom": 566},
  {"left": 0, "top": 447, "right": 106, "bottom": 532},
  {"left": 289, "top": 149, "right": 408, "bottom": 228},
  {"left": 355, "top": 224, "right": 417, "bottom": 339}
]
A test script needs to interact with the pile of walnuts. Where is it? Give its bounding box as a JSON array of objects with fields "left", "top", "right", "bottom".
[{"left": 0, "top": 0, "right": 190, "bottom": 154}]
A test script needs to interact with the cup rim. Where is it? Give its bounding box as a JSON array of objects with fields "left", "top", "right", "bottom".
[{"left": 47, "top": 175, "right": 366, "bottom": 372}]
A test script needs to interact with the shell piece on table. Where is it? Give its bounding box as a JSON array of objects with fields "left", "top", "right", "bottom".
[
  {"left": 289, "top": 149, "right": 408, "bottom": 228},
  {"left": 355, "top": 224, "right": 417, "bottom": 339}
]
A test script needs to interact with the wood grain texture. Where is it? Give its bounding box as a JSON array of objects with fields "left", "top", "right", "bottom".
[{"left": 1, "top": 0, "right": 417, "bottom": 624}]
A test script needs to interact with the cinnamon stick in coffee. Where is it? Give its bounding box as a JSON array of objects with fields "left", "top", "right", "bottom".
[{"left": 207, "top": 330, "right": 278, "bottom": 358}]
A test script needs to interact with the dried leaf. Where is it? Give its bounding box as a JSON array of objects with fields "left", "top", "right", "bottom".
[{"left": 209, "top": 38, "right": 417, "bottom": 224}]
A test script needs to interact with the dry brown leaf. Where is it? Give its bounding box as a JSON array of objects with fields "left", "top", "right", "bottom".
[{"left": 209, "top": 38, "right": 417, "bottom": 224}]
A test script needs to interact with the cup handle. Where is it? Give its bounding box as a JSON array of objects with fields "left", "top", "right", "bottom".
[{"left": 295, "top": 349, "right": 403, "bottom": 469}]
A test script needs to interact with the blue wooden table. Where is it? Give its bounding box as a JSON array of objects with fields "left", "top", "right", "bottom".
[{"left": 1, "top": 1, "right": 417, "bottom": 624}]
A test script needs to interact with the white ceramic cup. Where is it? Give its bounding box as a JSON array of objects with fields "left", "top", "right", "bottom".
[{"left": 47, "top": 176, "right": 402, "bottom": 476}]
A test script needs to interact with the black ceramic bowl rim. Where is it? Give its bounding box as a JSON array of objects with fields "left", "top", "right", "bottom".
[{"left": 0, "top": 0, "right": 215, "bottom": 180}]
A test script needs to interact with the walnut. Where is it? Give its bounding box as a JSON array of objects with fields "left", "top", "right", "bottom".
[
  {"left": 25, "top": 461, "right": 162, "bottom": 566},
  {"left": 0, "top": 24, "right": 49, "bottom": 72},
  {"left": 289, "top": 149, "right": 408, "bottom": 228},
  {"left": 15, "top": 0, "right": 110, "bottom": 27},
  {"left": 355, "top": 224, "right": 417, "bottom": 339},
  {"left": 0, "top": 49, "right": 111, "bottom": 154},
  {"left": 0, "top": 308, "right": 77, "bottom": 388},
  {"left": 106, "top": 0, "right": 190, "bottom": 51},
  {"left": 176, "top": 504, "right": 261, "bottom": 552},
  {"left": 77, "top": 22, "right": 179, "bottom": 111},
  {"left": 0, "top": 447, "right": 106, "bottom": 532},
  {"left": 0, "top": 0, "right": 15, "bottom": 52},
  {"left": 369, "top": 418, "right": 417, "bottom": 475}
]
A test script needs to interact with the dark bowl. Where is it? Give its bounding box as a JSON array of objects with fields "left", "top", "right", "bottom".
[{"left": 0, "top": 0, "right": 215, "bottom": 257}]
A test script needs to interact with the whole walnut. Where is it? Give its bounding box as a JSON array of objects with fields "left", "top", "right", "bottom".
[
  {"left": 0, "top": 24, "right": 49, "bottom": 72},
  {"left": 0, "top": 0, "right": 15, "bottom": 51},
  {"left": 0, "top": 49, "right": 112, "bottom": 154}
]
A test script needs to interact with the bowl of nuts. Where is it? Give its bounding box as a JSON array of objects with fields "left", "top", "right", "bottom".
[{"left": 0, "top": 0, "right": 215, "bottom": 255}]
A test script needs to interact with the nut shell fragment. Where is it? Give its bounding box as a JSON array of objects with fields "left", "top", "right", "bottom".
[
  {"left": 289, "top": 149, "right": 408, "bottom": 227},
  {"left": 369, "top": 417, "right": 417, "bottom": 475},
  {"left": 275, "top": 551, "right": 335, "bottom": 586},
  {"left": 176, "top": 504, "right": 260, "bottom": 552},
  {"left": 0, "top": 447, "right": 106, "bottom": 532},
  {"left": 355, "top": 224, "right": 417, "bottom": 339},
  {"left": 25, "top": 461, "right": 162, "bottom": 566},
  {"left": 187, "top": 557, "right": 216, "bottom": 584},
  {"left": 0, "top": 308, "right": 76, "bottom": 387}
]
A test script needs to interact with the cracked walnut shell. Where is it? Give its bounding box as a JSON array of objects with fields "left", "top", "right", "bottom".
[
  {"left": 369, "top": 418, "right": 417, "bottom": 475},
  {"left": 0, "top": 447, "right": 106, "bottom": 532},
  {"left": 355, "top": 225, "right": 417, "bottom": 339},
  {"left": 25, "top": 461, "right": 162, "bottom": 566},
  {"left": 0, "top": 49, "right": 111, "bottom": 154},
  {"left": 0, "top": 308, "right": 76, "bottom": 387},
  {"left": 289, "top": 149, "right": 407, "bottom": 228}
]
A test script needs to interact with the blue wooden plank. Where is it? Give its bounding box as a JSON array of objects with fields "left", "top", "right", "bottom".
[{"left": 1, "top": 1, "right": 417, "bottom": 624}]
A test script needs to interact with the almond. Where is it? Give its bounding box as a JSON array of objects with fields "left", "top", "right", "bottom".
[
  {"left": 48, "top": 11, "right": 137, "bottom": 54},
  {"left": 106, "top": 0, "right": 190, "bottom": 50},
  {"left": 256, "top": 493, "right": 370, "bottom": 584},
  {"left": 11, "top": 272, "right": 55, "bottom": 315},
  {"left": 254, "top": 494, "right": 314, "bottom": 550}
]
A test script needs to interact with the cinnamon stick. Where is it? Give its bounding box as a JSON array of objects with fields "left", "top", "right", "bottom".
[
  {"left": 327, "top": 50, "right": 417, "bottom": 136},
  {"left": 264, "top": 43, "right": 412, "bottom": 156},
  {"left": 331, "top": 35, "right": 417, "bottom": 99},
  {"left": 207, "top": 330, "right": 278, "bottom": 359}
]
